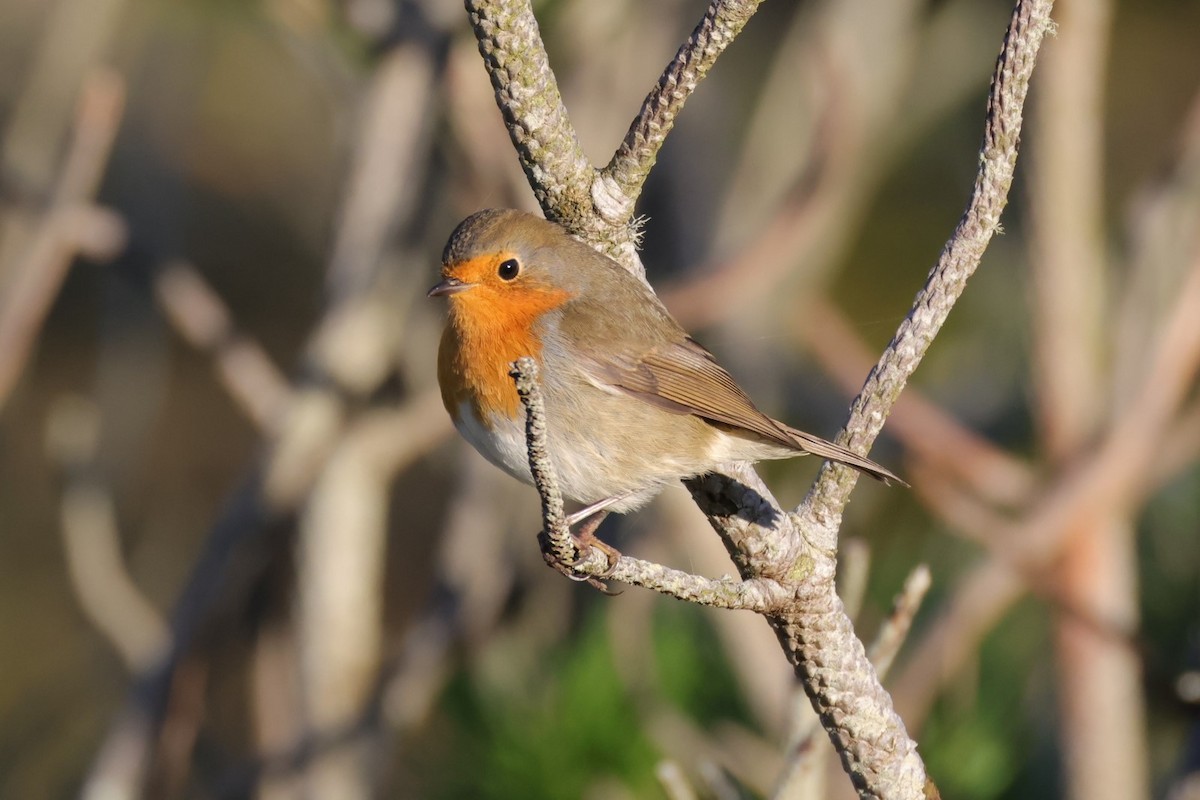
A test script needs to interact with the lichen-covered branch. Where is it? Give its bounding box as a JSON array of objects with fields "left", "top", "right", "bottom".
[
  {"left": 462, "top": 0, "right": 590, "bottom": 209},
  {"left": 464, "top": 0, "right": 641, "bottom": 267},
  {"left": 475, "top": 1, "right": 1055, "bottom": 797},
  {"left": 754, "top": 4, "right": 1053, "bottom": 795},
  {"left": 508, "top": 357, "right": 574, "bottom": 568},
  {"left": 465, "top": 0, "right": 765, "bottom": 274},
  {"left": 689, "top": 464, "right": 931, "bottom": 798},
  {"left": 602, "top": 0, "right": 764, "bottom": 209},
  {"left": 798, "top": 0, "right": 1056, "bottom": 539}
]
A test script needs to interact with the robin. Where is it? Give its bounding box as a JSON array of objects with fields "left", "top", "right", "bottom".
[{"left": 429, "top": 209, "right": 901, "bottom": 570}]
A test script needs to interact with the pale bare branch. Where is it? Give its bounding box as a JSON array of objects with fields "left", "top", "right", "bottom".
[
  {"left": 154, "top": 261, "right": 292, "bottom": 432},
  {"left": 48, "top": 395, "right": 169, "bottom": 671},
  {"left": 602, "top": 0, "right": 764, "bottom": 207},
  {"left": 0, "top": 69, "right": 126, "bottom": 412},
  {"left": 868, "top": 564, "right": 932, "bottom": 678}
]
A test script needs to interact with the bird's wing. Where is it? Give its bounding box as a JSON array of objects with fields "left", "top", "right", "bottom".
[
  {"left": 554, "top": 274, "right": 902, "bottom": 484},
  {"left": 594, "top": 335, "right": 801, "bottom": 451}
]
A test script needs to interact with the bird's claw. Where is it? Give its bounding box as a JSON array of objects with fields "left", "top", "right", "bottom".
[
  {"left": 542, "top": 546, "right": 617, "bottom": 594},
  {"left": 538, "top": 512, "right": 622, "bottom": 594},
  {"left": 569, "top": 534, "right": 621, "bottom": 577}
]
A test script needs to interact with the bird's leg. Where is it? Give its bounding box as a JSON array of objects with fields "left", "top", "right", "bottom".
[
  {"left": 565, "top": 494, "right": 627, "bottom": 526},
  {"left": 567, "top": 510, "right": 621, "bottom": 578},
  {"left": 541, "top": 494, "right": 634, "bottom": 590},
  {"left": 539, "top": 501, "right": 624, "bottom": 591}
]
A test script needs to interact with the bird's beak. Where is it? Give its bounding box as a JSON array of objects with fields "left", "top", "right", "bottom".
[{"left": 427, "top": 276, "right": 473, "bottom": 297}]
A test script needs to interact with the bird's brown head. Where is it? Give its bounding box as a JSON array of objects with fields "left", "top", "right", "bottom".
[
  {"left": 430, "top": 210, "right": 587, "bottom": 418},
  {"left": 428, "top": 209, "right": 582, "bottom": 309}
]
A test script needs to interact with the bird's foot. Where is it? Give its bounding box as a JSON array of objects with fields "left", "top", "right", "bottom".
[{"left": 541, "top": 510, "right": 621, "bottom": 593}]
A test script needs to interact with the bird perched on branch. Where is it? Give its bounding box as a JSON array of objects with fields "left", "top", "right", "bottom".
[{"left": 430, "top": 209, "right": 901, "bottom": 567}]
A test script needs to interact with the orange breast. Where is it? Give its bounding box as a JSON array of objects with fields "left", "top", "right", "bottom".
[{"left": 437, "top": 284, "right": 572, "bottom": 426}]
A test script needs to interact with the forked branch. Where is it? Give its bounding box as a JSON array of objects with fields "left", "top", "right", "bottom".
[{"left": 469, "top": 1, "right": 1056, "bottom": 797}]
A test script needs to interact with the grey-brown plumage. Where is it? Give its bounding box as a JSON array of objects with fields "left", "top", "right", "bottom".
[{"left": 431, "top": 209, "right": 902, "bottom": 516}]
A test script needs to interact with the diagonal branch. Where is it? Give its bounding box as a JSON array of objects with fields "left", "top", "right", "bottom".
[
  {"left": 692, "top": 4, "right": 1053, "bottom": 796},
  {"left": 0, "top": 68, "right": 126, "bottom": 412},
  {"left": 463, "top": 0, "right": 591, "bottom": 208},
  {"left": 464, "top": 0, "right": 639, "bottom": 267},
  {"left": 601, "top": 0, "right": 765, "bottom": 210},
  {"left": 797, "top": 0, "right": 1055, "bottom": 541}
]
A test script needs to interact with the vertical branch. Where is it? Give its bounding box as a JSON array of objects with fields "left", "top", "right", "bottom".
[
  {"left": 1028, "top": 0, "right": 1110, "bottom": 457},
  {"left": 294, "top": 426, "right": 390, "bottom": 800}
]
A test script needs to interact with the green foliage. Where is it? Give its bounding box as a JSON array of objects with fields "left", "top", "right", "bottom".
[
  {"left": 652, "top": 601, "right": 755, "bottom": 728},
  {"left": 417, "top": 610, "right": 659, "bottom": 799},
  {"left": 408, "top": 602, "right": 755, "bottom": 798},
  {"left": 922, "top": 598, "right": 1052, "bottom": 799}
]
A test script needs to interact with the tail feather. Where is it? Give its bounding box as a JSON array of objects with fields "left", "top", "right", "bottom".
[{"left": 779, "top": 423, "right": 907, "bottom": 487}]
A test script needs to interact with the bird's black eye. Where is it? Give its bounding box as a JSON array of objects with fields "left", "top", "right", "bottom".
[{"left": 497, "top": 258, "right": 520, "bottom": 281}]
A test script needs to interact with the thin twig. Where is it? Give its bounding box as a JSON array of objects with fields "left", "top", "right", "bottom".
[
  {"left": 0, "top": 69, "right": 126, "bottom": 412},
  {"left": 867, "top": 564, "right": 932, "bottom": 679},
  {"left": 601, "top": 0, "right": 764, "bottom": 209},
  {"left": 893, "top": 558, "right": 1022, "bottom": 729}
]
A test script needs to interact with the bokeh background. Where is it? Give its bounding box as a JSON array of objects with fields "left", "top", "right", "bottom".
[{"left": 1, "top": 0, "right": 1199, "bottom": 798}]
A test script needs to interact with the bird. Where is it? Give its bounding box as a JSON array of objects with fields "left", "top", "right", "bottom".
[{"left": 429, "top": 208, "right": 900, "bottom": 571}]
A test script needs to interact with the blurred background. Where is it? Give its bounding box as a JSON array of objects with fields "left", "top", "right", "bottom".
[{"left": 1, "top": 0, "right": 1199, "bottom": 797}]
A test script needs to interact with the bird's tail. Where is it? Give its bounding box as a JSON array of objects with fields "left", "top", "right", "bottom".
[{"left": 778, "top": 423, "right": 907, "bottom": 487}]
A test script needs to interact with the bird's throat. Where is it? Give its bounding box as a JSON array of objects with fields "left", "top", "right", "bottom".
[{"left": 438, "top": 288, "right": 570, "bottom": 424}]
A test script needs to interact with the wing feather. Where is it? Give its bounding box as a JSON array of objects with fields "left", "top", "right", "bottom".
[
  {"left": 611, "top": 338, "right": 800, "bottom": 450},
  {"left": 556, "top": 273, "right": 902, "bottom": 484}
]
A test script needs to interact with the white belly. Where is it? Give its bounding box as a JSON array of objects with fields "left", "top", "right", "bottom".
[
  {"left": 453, "top": 400, "right": 534, "bottom": 487},
  {"left": 456, "top": 395, "right": 711, "bottom": 513}
]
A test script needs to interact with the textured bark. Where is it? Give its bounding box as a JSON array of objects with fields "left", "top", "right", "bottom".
[
  {"left": 473, "top": 1, "right": 1056, "bottom": 796},
  {"left": 604, "top": 0, "right": 764, "bottom": 205},
  {"left": 464, "top": 0, "right": 641, "bottom": 267}
]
